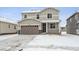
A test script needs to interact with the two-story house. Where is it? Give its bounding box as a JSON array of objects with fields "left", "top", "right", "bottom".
[
  {"left": 67, "top": 12, "right": 79, "bottom": 35},
  {"left": 18, "top": 7, "right": 60, "bottom": 34}
]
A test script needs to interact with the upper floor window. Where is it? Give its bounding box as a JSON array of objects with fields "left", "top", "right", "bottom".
[
  {"left": 37, "top": 14, "right": 39, "bottom": 19},
  {"left": 47, "top": 13, "right": 52, "bottom": 18},
  {"left": 8, "top": 25, "right": 10, "bottom": 28},
  {"left": 24, "top": 15, "right": 27, "bottom": 18}
]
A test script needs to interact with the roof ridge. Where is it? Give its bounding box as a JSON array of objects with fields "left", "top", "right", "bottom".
[
  {"left": 0, "top": 17, "right": 17, "bottom": 24},
  {"left": 22, "top": 7, "right": 59, "bottom": 14}
]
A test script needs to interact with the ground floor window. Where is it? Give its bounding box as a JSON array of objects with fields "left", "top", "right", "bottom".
[{"left": 50, "top": 23, "right": 55, "bottom": 29}]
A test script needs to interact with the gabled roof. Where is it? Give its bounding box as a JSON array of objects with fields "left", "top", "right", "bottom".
[
  {"left": 22, "top": 7, "right": 59, "bottom": 14},
  {"left": 67, "top": 12, "right": 79, "bottom": 21},
  {"left": 0, "top": 17, "right": 17, "bottom": 24},
  {"left": 41, "top": 7, "right": 59, "bottom": 12},
  {"left": 22, "top": 10, "right": 41, "bottom": 13},
  {"left": 18, "top": 19, "right": 41, "bottom": 23}
]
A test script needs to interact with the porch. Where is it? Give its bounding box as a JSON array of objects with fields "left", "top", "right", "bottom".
[{"left": 41, "top": 22, "right": 59, "bottom": 34}]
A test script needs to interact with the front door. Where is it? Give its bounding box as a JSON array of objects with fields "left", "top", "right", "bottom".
[{"left": 42, "top": 23, "right": 46, "bottom": 32}]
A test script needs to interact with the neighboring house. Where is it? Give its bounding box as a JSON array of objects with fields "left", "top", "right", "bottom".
[
  {"left": 67, "top": 12, "right": 79, "bottom": 35},
  {"left": 0, "top": 17, "right": 17, "bottom": 34},
  {"left": 18, "top": 7, "right": 60, "bottom": 34}
]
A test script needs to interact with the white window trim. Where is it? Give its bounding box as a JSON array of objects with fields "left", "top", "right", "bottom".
[{"left": 49, "top": 23, "right": 56, "bottom": 29}]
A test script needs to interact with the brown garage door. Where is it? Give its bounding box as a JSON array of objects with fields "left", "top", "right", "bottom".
[{"left": 21, "top": 25, "right": 39, "bottom": 34}]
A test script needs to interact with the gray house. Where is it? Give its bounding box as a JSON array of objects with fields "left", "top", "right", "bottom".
[
  {"left": 67, "top": 12, "right": 79, "bottom": 35},
  {"left": 18, "top": 7, "right": 60, "bottom": 34}
]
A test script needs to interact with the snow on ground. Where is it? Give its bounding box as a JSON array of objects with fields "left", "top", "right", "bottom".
[
  {"left": 0, "top": 34, "right": 18, "bottom": 41},
  {"left": 25, "top": 33, "right": 79, "bottom": 51},
  {"left": 0, "top": 35, "right": 35, "bottom": 51},
  {"left": 0, "top": 32, "right": 79, "bottom": 51},
  {"left": 23, "top": 47, "right": 69, "bottom": 51}
]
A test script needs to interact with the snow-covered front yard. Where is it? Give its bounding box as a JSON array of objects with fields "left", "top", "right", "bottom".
[
  {"left": 23, "top": 33, "right": 79, "bottom": 51},
  {"left": 0, "top": 32, "right": 79, "bottom": 51}
]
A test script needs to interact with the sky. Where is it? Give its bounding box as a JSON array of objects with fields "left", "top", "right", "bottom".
[{"left": 0, "top": 7, "right": 79, "bottom": 27}]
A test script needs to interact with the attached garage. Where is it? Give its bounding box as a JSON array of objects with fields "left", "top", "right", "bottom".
[
  {"left": 18, "top": 19, "right": 41, "bottom": 34},
  {"left": 21, "top": 25, "right": 39, "bottom": 34}
]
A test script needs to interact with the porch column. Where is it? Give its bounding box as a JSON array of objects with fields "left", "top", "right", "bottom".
[{"left": 46, "top": 23, "right": 48, "bottom": 33}]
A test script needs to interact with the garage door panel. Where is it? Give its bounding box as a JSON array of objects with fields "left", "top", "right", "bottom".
[{"left": 21, "top": 26, "right": 39, "bottom": 34}]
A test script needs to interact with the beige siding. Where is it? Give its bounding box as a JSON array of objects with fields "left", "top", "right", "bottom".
[
  {"left": 18, "top": 19, "right": 41, "bottom": 30},
  {"left": 22, "top": 8, "right": 59, "bottom": 21},
  {"left": 20, "top": 8, "right": 60, "bottom": 34},
  {"left": 47, "top": 23, "right": 59, "bottom": 34},
  {"left": 0, "top": 21, "right": 17, "bottom": 34},
  {"left": 39, "top": 8, "right": 59, "bottom": 20},
  {"left": 22, "top": 13, "right": 37, "bottom": 20}
]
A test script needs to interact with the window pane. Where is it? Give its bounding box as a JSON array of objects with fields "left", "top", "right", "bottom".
[
  {"left": 47, "top": 14, "right": 52, "bottom": 18},
  {"left": 14, "top": 26, "right": 16, "bottom": 29},
  {"left": 37, "top": 14, "right": 39, "bottom": 19},
  {"left": 24, "top": 15, "right": 27, "bottom": 18},
  {"left": 50, "top": 23, "right": 55, "bottom": 28},
  {"left": 8, "top": 25, "right": 10, "bottom": 28}
]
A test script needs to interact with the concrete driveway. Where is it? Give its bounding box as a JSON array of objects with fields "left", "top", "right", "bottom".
[
  {"left": 0, "top": 34, "right": 18, "bottom": 41},
  {"left": 0, "top": 34, "right": 36, "bottom": 51}
]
